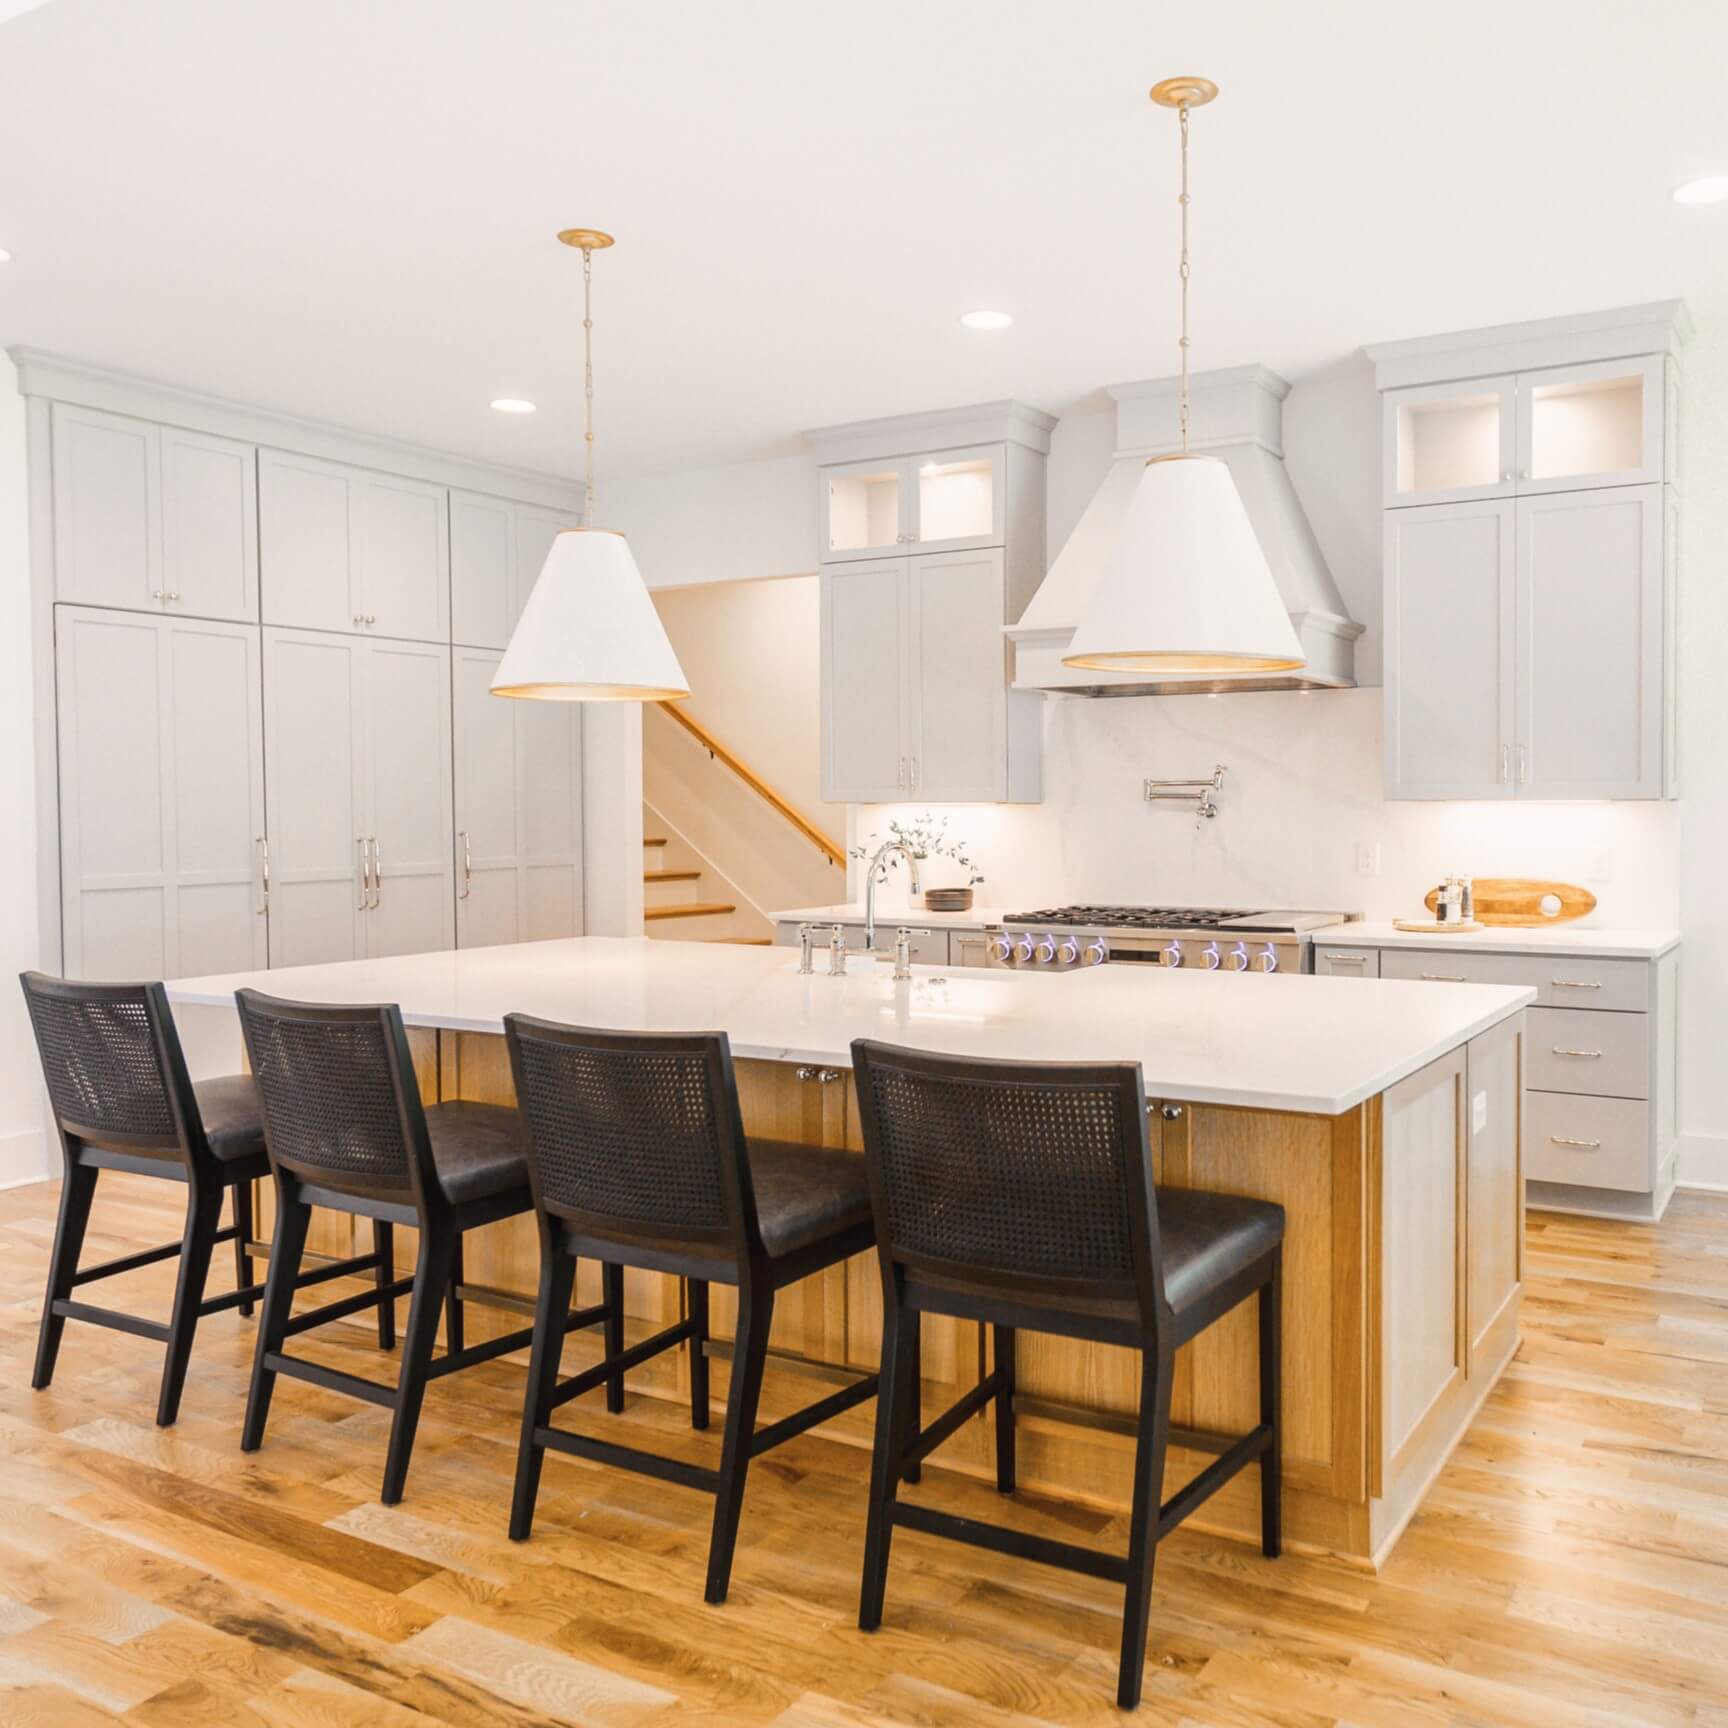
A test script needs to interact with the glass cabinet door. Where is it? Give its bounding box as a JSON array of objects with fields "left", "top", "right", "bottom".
[
  {"left": 1384, "top": 377, "right": 1516, "bottom": 507},
  {"left": 909, "top": 443, "right": 1006, "bottom": 551},
  {"left": 1516, "top": 357, "right": 1664, "bottom": 494},
  {"left": 822, "top": 459, "right": 908, "bottom": 560}
]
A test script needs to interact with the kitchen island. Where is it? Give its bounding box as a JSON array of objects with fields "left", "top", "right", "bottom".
[{"left": 168, "top": 936, "right": 1532, "bottom": 1568}]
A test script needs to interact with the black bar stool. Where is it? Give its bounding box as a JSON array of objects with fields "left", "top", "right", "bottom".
[
  {"left": 849, "top": 1040, "right": 1285, "bottom": 1711},
  {"left": 503, "top": 1016, "right": 880, "bottom": 1603},
  {"left": 18, "top": 971, "right": 381, "bottom": 1427},
  {"left": 235, "top": 989, "right": 567, "bottom": 1504}
]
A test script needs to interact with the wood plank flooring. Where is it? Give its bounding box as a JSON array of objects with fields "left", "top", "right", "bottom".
[{"left": 3, "top": 1173, "right": 1726, "bottom": 1725}]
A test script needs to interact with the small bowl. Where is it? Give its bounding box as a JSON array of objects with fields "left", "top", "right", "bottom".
[{"left": 922, "top": 888, "right": 974, "bottom": 913}]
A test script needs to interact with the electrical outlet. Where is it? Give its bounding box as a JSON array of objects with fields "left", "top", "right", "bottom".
[
  {"left": 1355, "top": 842, "right": 1382, "bottom": 877},
  {"left": 1585, "top": 848, "right": 1615, "bottom": 883}
]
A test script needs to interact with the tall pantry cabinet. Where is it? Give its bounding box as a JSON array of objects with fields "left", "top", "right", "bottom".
[{"left": 37, "top": 378, "right": 587, "bottom": 985}]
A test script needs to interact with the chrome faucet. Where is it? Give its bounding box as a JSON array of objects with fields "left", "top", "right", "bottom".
[{"left": 863, "top": 840, "right": 922, "bottom": 955}]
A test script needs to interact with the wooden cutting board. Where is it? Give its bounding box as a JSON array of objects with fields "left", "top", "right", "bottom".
[{"left": 1422, "top": 878, "right": 1596, "bottom": 927}]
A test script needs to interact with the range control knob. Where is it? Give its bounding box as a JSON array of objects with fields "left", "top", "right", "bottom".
[
  {"left": 1200, "top": 942, "right": 1222, "bottom": 971},
  {"left": 1226, "top": 943, "right": 1251, "bottom": 972},
  {"left": 1256, "top": 944, "right": 1280, "bottom": 974},
  {"left": 1057, "top": 937, "right": 1080, "bottom": 966},
  {"left": 988, "top": 934, "right": 1012, "bottom": 965},
  {"left": 1034, "top": 935, "right": 1057, "bottom": 965},
  {"left": 1161, "top": 942, "right": 1184, "bottom": 968},
  {"left": 1012, "top": 935, "right": 1035, "bottom": 964},
  {"left": 1084, "top": 938, "right": 1109, "bottom": 966}
]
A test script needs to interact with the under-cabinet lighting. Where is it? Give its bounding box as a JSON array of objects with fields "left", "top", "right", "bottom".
[
  {"left": 1672, "top": 176, "right": 1728, "bottom": 206},
  {"left": 959, "top": 309, "right": 1013, "bottom": 330},
  {"left": 490, "top": 397, "right": 537, "bottom": 414}
]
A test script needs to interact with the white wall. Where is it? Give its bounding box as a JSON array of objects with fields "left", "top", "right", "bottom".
[{"left": 0, "top": 352, "right": 47, "bottom": 1186}]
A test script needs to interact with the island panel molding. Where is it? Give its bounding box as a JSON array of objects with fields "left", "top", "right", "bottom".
[{"left": 171, "top": 936, "right": 1530, "bottom": 1567}]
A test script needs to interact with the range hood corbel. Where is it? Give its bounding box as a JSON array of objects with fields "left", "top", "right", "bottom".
[{"left": 1008, "top": 365, "right": 1364, "bottom": 697}]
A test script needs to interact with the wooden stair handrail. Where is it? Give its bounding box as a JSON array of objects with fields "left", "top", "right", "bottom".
[{"left": 654, "top": 701, "right": 845, "bottom": 869}]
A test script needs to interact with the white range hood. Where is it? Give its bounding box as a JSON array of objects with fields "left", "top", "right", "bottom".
[{"left": 1009, "top": 365, "right": 1363, "bottom": 696}]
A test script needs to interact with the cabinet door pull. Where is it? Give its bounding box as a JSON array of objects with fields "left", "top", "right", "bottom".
[
  {"left": 909, "top": 756, "right": 918, "bottom": 792},
  {"left": 457, "top": 830, "right": 472, "bottom": 899},
  {"left": 1328, "top": 953, "right": 1368, "bottom": 969},
  {"left": 369, "top": 838, "right": 382, "bottom": 909},
  {"left": 1550, "top": 1135, "right": 1601, "bottom": 1150},
  {"left": 1516, "top": 743, "right": 1529, "bottom": 784},
  {"left": 256, "top": 837, "right": 271, "bottom": 915},
  {"left": 1420, "top": 972, "right": 1469, "bottom": 982},
  {"left": 357, "top": 837, "right": 370, "bottom": 911},
  {"left": 897, "top": 757, "right": 907, "bottom": 791},
  {"left": 1500, "top": 744, "right": 1510, "bottom": 784},
  {"left": 1551, "top": 1047, "right": 1603, "bottom": 1059},
  {"left": 1551, "top": 978, "right": 1602, "bottom": 990}
]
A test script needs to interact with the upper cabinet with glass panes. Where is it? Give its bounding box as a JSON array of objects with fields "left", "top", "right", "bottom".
[
  {"left": 1371, "top": 306, "right": 1687, "bottom": 509},
  {"left": 810, "top": 402, "right": 1055, "bottom": 565}
]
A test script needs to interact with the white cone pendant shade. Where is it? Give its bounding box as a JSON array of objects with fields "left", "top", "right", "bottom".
[
  {"left": 1062, "top": 456, "right": 1305, "bottom": 673},
  {"left": 490, "top": 529, "right": 690, "bottom": 701}
]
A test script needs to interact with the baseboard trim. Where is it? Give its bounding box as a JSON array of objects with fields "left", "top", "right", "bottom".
[
  {"left": 0, "top": 1125, "right": 52, "bottom": 1191},
  {"left": 1677, "top": 1131, "right": 1728, "bottom": 1194}
]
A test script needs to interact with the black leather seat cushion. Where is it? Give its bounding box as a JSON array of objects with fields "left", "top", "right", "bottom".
[
  {"left": 425, "top": 1102, "right": 531, "bottom": 1206},
  {"left": 746, "top": 1138, "right": 873, "bottom": 1260},
  {"left": 1158, "top": 1187, "right": 1285, "bottom": 1316},
  {"left": 194, "top": 1074, "right": 268, "bottom": 1166}
]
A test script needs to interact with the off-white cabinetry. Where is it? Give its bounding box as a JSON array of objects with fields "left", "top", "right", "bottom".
[
  {"left": 55, "top": 606, "right": 268, "bottom": 980},
  {"left": 1319, "top": 937, "right": 1679, "bottom": 1222},
  {"left": 52, "top": 405, "right": 259, "bottom": 622},
  {"left": 259, "top": 450, "right": 450, "bottom": 642},
  {"left": 450, "top": 494, "right": 577, "bottom": 650},
  {"left": 821, "top": 548, "right": 1037, "bottom": 803},
  {"left": 452, "top": 646, "right": 584, "bottom": 947},
  {"left": 262, "top": 627, "right": 455, "bottom": 967},
  {"left": 1385, "top": 484, "right": 1666, "bottom": 799},
  {"left": 1371, "top": 305, "right": 1685, "bottom": 803},
  {"left": 820, "top": 443, "right": 1009, "bottom": 561}
]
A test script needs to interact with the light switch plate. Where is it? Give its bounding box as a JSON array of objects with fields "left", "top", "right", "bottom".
[
  {"left": 1355, "top": 842, "right": 1383, "bottom": 877},
  {"left": 1472, "top": 1090, "right": 1488, "bottom": 1135}
]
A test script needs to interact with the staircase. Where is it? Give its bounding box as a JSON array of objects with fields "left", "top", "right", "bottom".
[{"left": 641, "top": 830, "right": 773, "bottom": 944}]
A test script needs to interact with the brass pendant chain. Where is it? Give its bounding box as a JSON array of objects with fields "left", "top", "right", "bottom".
[
  {"left": 582, "top": 242, "right": 596, "bottom": 527},
  {"left": 1178, "top": 99, "right": 1191, "bottom": 456}
]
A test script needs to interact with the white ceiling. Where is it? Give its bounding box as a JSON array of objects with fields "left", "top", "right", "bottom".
[{"left": 3, "top": 0, "right": 1726, "bottom": 481}]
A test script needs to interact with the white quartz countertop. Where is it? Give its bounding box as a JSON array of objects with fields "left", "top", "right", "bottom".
[
  {"left": 165, "top": 936, "right": 1533, "bottom": 1118},
  {"left": 1314, "top": 920, "right": 1679, "bottom": 959},
  {"left": 770, "top": 903, "right": 1011, "bottom": 930}
]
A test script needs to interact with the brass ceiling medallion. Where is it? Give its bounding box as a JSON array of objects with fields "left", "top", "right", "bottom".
[
  {"left": 1148, "top": 76, "right": 1218, "bottom": 109},
  {"left": 555, "top": 228, "right": 615, "bottom": 250}
]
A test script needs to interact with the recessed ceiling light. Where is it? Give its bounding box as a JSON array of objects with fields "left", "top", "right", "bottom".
[
  {"left": 490, "top": 397, "right": 537, "bottom": 414},
  {"left": 1672, "top": 176, "right": 1728, "bottom": 206},
  {"left": 959, "top": 309, "right": 1013, "bottom": 331}
]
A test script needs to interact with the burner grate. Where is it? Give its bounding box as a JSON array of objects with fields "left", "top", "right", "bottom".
[{"left": 1005, "top": 905, "right": 1254, "bottom": 930}]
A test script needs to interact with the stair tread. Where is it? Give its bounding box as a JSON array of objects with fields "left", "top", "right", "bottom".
[
  {"left": 644, "top": 901, "right": 736, "bottom": 921},
  {"left": 644, "top": 869, "right": 702, "bottom": 883}
]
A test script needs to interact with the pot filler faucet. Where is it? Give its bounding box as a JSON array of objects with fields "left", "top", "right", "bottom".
[{"left": 863, "top": 840, "right": 922, "bottom": 955}]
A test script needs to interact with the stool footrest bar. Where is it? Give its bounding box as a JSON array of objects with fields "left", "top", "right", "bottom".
[
  {"left": 891, "top": 1502, "right": 1130, "bottom": 1584},
  {"left": 263, "top": 1350, "right": 398, "bottom": 1409},
  {"left": 1156, "top": 1424, "right": 1272, "bottom": 1538},
  {"left": 903, "top": 1371, "right": 1003, "bottom": 1471},
  {"left": 70, "top": 1239, "right": 186, "bottom": 1285},
  {"left": 550, "top": 1318, "right": 694, "bottom": 1410},
  {"left": 751, "top": 1371, "right": 878, "bottom": 1457},
  {"left": 283, "top": 1275, "right": 416, "bottom": 1337},
  {"left": 426, "top": 1324, "right": 537, "bottom": 1379},
  {"left": 535, "top": 1424, "right": 720, "bottom": 1493},
  {"left": 50, "top": 1299, "right": 172, "bottom": 1344}
]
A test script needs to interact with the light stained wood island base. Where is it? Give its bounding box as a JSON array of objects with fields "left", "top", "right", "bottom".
[{"left": 273, "top": 1011, "right": 1525, "bottom": 1572}]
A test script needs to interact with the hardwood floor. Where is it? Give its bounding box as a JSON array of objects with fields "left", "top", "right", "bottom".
[{"left": 2, "top": 1174, "right": 1726, "bottom": 1726}]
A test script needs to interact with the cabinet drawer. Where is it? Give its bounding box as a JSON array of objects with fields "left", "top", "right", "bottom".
[
  {"left": 1378, "top": 947, "right": 1649, "bottom": 1011},
  {"left": 1526, "top": 1007, "right": 1648, "bottom": 1099},
  {"left": 1526, "top": 1092, "right": 1649, "bottom": 1192},
  {"left": 1314, "top": 946, "right": 1379, "bottom": 978}
]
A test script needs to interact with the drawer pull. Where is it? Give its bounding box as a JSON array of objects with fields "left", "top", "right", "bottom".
[
  {"left": 1550, "top": 1047, "right": 1603, "bottom": 1059},
  {"left": 1328, "top": 954, "right": 1368, "bottom": 968},
  {"left": 1551, "top": 979, "right": 1602, "bottom": 990},
  {"left": 1549, "top": 1135, "right": 1602, "bottom": 1150},
  {"left": 1420, "top": 973, "right": 1469, "bottom": 983}
]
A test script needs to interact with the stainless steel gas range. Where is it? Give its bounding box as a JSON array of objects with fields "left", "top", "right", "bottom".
[{"left": 984, "top": 905, "right": 1359, "bottom": 976}]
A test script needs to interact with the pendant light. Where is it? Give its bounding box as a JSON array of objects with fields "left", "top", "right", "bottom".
[
  {"left": 1064, "top": 79, "right": 1304, "bottom": 676},
  {"left": 491, "top": 229, "right": 690, "bottom": 702}
]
